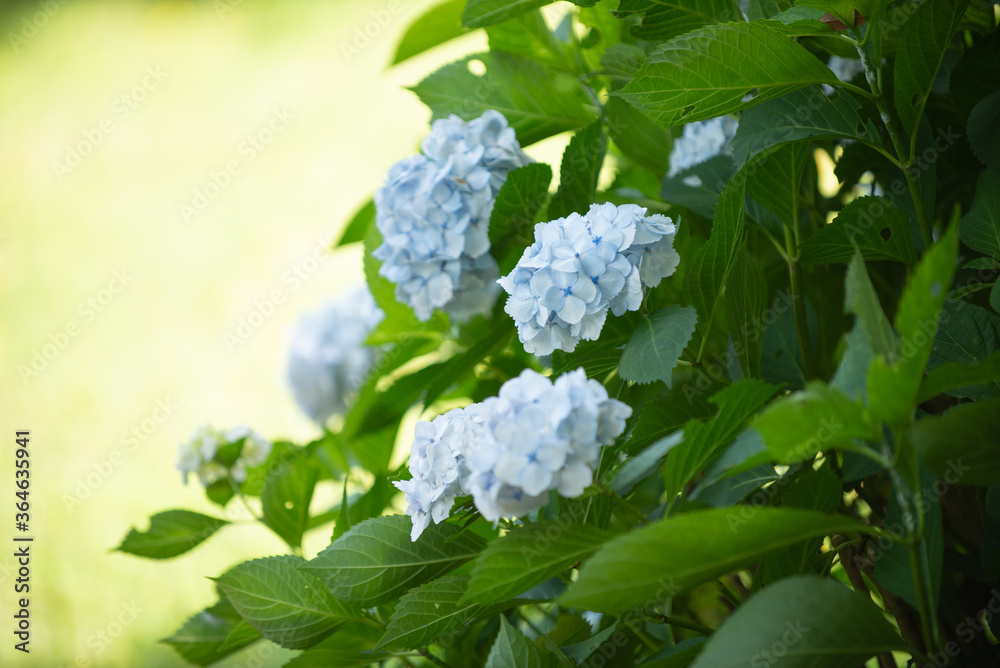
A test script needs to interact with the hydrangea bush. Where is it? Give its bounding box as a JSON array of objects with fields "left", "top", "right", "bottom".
[{"left": 120, "top": 2, "right": 1000, "bottom": 667}]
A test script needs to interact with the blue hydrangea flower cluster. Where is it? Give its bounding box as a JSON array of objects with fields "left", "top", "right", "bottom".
[
  {"left": 175, "top": 425, "right": 272, "bottom": 486},
  {"left": 498, "top": 203, "right": 680, "bottom": 356},
  {"left": 396, "top": 368, "right": 631, "bottom": 541},
  {"left": 374, "top": 111, "right": 531, "bottom": 322},
  {"left": 667, "top": 116, "right": 739, "bottom": 177},
  {"left": 286, "top": 287, "right": 384, "bottom": 425}
]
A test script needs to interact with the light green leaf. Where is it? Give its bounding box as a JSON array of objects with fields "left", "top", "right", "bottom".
[
  {"left": 376, "top": 576, "right": 481, "bottom": 650},
  {"left": 162, "top": 599, "right": 258, "bottom": 667},
  {"left": 911, "top": 399, "right": 1000, "bottom": 486},
  {"left": 731, "top": 86, "right": 881, "bottom": 166},
  {"left": 868, "top": 224, "right": 959, "bottom": 428},
  {"left": 844, "top": 249, "right": 896, "bottom": 359},
  {"left": 619, "top": 305, "right": 699, "bottom": 386},
  {"left": 613, "top": 0, "right": 740, "bottom": 42},
  {"left": 893, "top": 0, "right": 972, "bottom": 140},
  {"left": 335, "top": 199, "right": 374, "bottom": 247},
  {"left": 918, "top": 351, "right": 1000, "bottom": 403},
  {"left": 754, "top": 382, "right": 881, "bottom": 463},
  {"left": 611, "top": 431, "right": 685, "bottom": 495},
  {"left": 559, "top": 507, "right": 867, "bottom": 612},
  {"left": 486, "top": 10, "right": 565, "bottom": 66},
  {"left": 926, "top": 300, "right": 1000, "bottom": 401},
  {"left": 801, "top": 196, "right": 918, "bottom": 265},
  {"left": 411, "top": 52, "right": 595, "bottom": 146},
  {"left": 616, "top": 21, "right": 838, "bottom": 128},
  {"left": 665, "top": 380, "right": 779, "bottom": 503},
  {"left": 283, "top": 624, "right": 389, "bottom": 667},
  {"left": 486, "top": 616, "right": 553, "bottom": 668},
  {"left": 793, "top": 0, "right": 856, "bottom": 25},
  {"left": 726, "top": 250, "right": 767, "bottom": 380},
  {"left": 301, "top": 515, "right": 486, "bottom": 607},
  {"left": 959, "top": 170, "right": 1000, "bottom": 259},
  {"left": 549, "top": 120, "right": 607, "bottom": 220},
  {"left": 213, "top": 556, "right": 362, "bottom": 650},
  {"left": 262, "top": 451, "right": 319, "bottom": 549},
  {"left": 689, "top": 576, "right": 906, "bottom": 668},
  {"left": 464, "top": 521, "right": 616, "bottom": 606},
  {"left": 393, "top": 0, "right": 468, "bottom": 65},
  {"left": 683, "top": 159, "right": 746, "bottom": 349},
  {"left": 217, "top": 620, "right": 261, "bottom": 653},
  {"left": 116, "top": 510, "right": 229, "bottom": 560},
  {"left": 462, "top": 0, "right": 551, "bottom": 28},
  {"left": 640, "top": 637, "right": 706, "bottom": 667}
]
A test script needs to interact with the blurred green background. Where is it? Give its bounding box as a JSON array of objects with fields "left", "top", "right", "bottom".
[{"left": 0, "top": 1, "right": 498, "bottom": 665}]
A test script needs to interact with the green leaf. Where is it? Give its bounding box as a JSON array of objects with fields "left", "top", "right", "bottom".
[
  {"left": 282, "top": 623, "right": 389, "bottom": 667},
  {"left": 754, "top": 382, "right": 881, "bottom": 463},
  {"left": 162, "top": 599, "right": 258, "bottom": 667},
  {"left": 559, "top": 507, "right": 867, "bottom": 612},
  {"left": 393, "top": 0, "right": 468, "bottom": 65},
  {"left": 688, "top": 576, "right": 906, "bottom": 668},
  {"left": 213, "top": 556, "right": 363, "bottom": 650},
  {"left": 116, "top": 510, "right": 229, "bottom": 560},
  {"left": 334, "top": 475, "right": 398, "bottom": 541},
  {"left": 548, "top": 120, "right": 608, "bottom": 220},
  {"left": 801, "top": 196, "right": 918, "bottom": 265},
  {"left": 376, "top": 575, "right": 481, "bottom": 650},
  {"left": 486, "top": 616, "right": 553, "bottom": 668},
  {"left": 619, "top": 305, "right": 699, "bottom": 386},
  {"left": 793, "top": 0, "right": 855, "bottom": 25},
  {"left": 335, "top": 199, "right": 374, "bottom": 247},
  {"left": 911, "top": 398, "right": 1000, "bottom": 486},
  {"left": 893, "top": 0, "right": 972, "bottom": 141},
  {"left": 683, "top": 159, "right": 747, "bottom": 349},
  {"left": 616, "top": 21, "right": 838, "bottom": 128},
  {"left": 968, "top": 90, "right": 1000, "bottom": 171},
  {"left": 462, "top": 0, "right": 551, "bottom": 28},
  {"left": 844, "top": 250, "right": 896, "bottom": 359},
  {"left": 660, "top": 154, "right": 735, "bottom": 219},
  {"left": 463, "top": 521, "right": 616, "bottom": 606},
  {"left": 918, "top": 351, "right": 1000, "bottom": 403},
  {"left": 262, "top": 451, "right": 320, "bottom": 549},
  {"left": 611, "top": 431, "right": 685, "bottom": 495},
  {"left": 726, "top": 250, "right": 767, "bottom": 380},
  {"left": 731, "top": 87, "right": 881, "bottom": 166},
  {"left": 489, "top": 163, "right": 553, "bottom": 271},
  {"left": 486, "top": 10, "right": 565, "bottom": 66},
  {"left": 607, "top": 96, "right": 674, "bottom": 175},
  {"left": 613, "top": 0, "right": 740, "bottom": 42},
  {"left": 411, "top": 52, "right": 596, "bottom": 147},
  {"left": 927, "top": 299, "right": 1000, "bottom": 401},
  {"left": 831, "top": 319, "right": 876, "bottom": 402},
  {"left": 301, "top": 515, "right": 486, "bottom": 607},
  {"left": 625, "top": 387, "right": 715, "bottom": 454},
  {"left": 746, "top": 142, "right": 809, "bottom": 229},
  {"left": 959, "top": 170, "right": 1000, "bottom": 259},
  {"left": 868, "top": 224, "right": 959, "bottom": 428},
  {"left": 664, "top": 380, "right": 779, "bottom": 503},
  {"left": 640, "top": 637, "right": 706, "bottom": 667},
  {"left": 217, "top": 620, "right": 261, "bottom": 653}
]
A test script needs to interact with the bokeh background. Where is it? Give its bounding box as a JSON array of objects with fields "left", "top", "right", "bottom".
[{"left": 0, "top": 1, "right": 510, "bottom": 665}]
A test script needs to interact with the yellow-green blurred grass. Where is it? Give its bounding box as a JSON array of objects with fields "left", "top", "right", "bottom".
[{"left": 0, "top": 1, "right": 489, "bottom": 665}]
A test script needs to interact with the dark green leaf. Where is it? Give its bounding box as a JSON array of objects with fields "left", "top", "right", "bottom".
[
  {"left": 893, "top": 0, "right": 972, "bottom": 141},
  {"left": 616, "top": 21, "right": 838, "bottom": 128},
  {"left": 301, "top": 515, "right": 486, "bottom": 607},
  {"left": 660, "top": 154, "right": 735, "bottom": 219},
  {"left": 282, "top": 623, "right": 389, "bottom": 667},
  {"left": 486, "top": 616, "right": 553, "bottom": 668},
  {"left": 640, "top": 637, "right": 706, "bottom": 667},
  {"left": 918, "top": 351, "right": 1000, "bottom": 403},
  {"left": 968, "top": 91, "right": 1000, "bottom": 171},
  {"left": 162, "top": 599, "right": 258, "bottom": 667},
  {"left": 393, "top": 0, "right": 468, "bottom": 65},
  {"left": 844, "top": 249, "right": 896, "bottom": 359},
  {"left": 911, "top": 398, "right": 1000, "bottom": 486},
  {"left": 801, "top": 196, "right": 918, "bottom": 265},
  {"left": 116, "top": 510, "right": 229, "bottom": 560},
  {"left": 613, "top": 0, "right": 740, "bottom": 42},
  {"left": 746, "top": 143, "right": 809, "bottom": 229},
  {"left": 376, "top": 576, "right": 481, "bottom": 651},
  {"left": 726, "top": 250, "right": 767, "bottom": 379},
  {"left": 689, "top": 576, "right": 906, "bottom": 668},
  {"left": 548, "top": 121, "right": 608, "bottom": 220},
  {"left": 559, "top": 507, "right": 867, "bottom": 612},
  {"left": 607, "top": 96, "right": 673, "bottom": 175},
  {"left": 411, "top": 52, "right": 596, "bottom": 147},
  {"left": 926, "top": 300, "right": 1000, "bottom": 401},
  {"left": 611, "top": 431, "right": 685, "bottom": 495},
  {"left": 619, "top": 305, "right": 699, "bottom": 386},
  {"left": 959, "top": 170, "right": 1000, "bottom": 259},
  {"left": 213, "top": 556, "right": 362, "bottom": 650}
]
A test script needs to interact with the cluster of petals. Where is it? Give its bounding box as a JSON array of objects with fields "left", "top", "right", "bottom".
[
  {"left": 667, "top": 116, "right": 739, "bottom": 177},
  {"left": 396, "top": 368, "right": 631, "bottom": 541},
  {"left": 498, "top": 203, "right": 679, "bottom": 355},
  {"left": 175, "top": 425, "right": 272, "bottom": 487},
  {"left": 373, "top": 111, "right": 531, "bottom": 321},
  {"left": 286, "top": 287, "right": 384, "bottom": 425}
]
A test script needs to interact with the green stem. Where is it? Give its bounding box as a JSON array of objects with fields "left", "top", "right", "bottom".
[
  {"left": 854, "top": 36, "right": 933, "bottom": 249},
  {"left": 228, "top": 477, "right": 262, "bottom": 522},
  {"left": 784, "top": 225, "right": 816, "bottom": 380},
  {"left": 908, "top": 543, "right": 942, "bottom": 657},
  {"left": 652, "top": 613, "right": 713, "bottom": 635}
]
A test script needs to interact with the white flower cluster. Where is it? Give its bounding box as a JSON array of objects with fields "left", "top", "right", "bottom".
[
  {"left": 176, "top": 425, "right": 272, "bottom": 486},
  {"left": 498, "top": 203, "right": 679, "bottom": 355},
  {"left": 667, "top": 116, "right": 739, "bottom": 177},
  {"left": 396, "top": 368, "right": 632, "bottom": 541},
  {"left": 286, "top": 287, "right": 384, "bottom": 425},
  {"left": 374, "top": 111, "right": 532, "bottom": 322}
]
